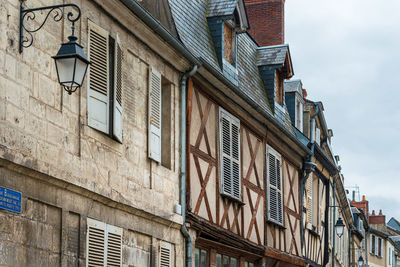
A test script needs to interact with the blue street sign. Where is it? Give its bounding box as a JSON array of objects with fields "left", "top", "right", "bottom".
[{"left": 0, "top": 187, "right": 21, "bottom": 213}]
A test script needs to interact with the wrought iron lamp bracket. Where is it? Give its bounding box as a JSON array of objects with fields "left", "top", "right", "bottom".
[{"left": 19, "top": 2, "right": 82, "bottom": 53}]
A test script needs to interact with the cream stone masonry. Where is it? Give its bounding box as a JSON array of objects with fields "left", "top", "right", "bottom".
[{"left": 0, "top": 0, "right": 191, "bottom": 266}]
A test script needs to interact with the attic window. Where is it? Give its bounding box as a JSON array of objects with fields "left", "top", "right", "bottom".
[
  {"left": 275, "top": 70, "right": 284, "bottom": 105},
  {"left": 224, "top": 22, "right": 236, "bottom": 66}
]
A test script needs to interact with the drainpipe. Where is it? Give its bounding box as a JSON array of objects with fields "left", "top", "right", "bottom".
[
  {"left": 332, "top": 178, "right": 336, "bottom": 267},
  {"left": 180, "top": 65, "right": 199, "bottom": 267},
  {"left": 348, "top": 226, "right": 351, "bottom": 267},
  {"left": 300, "top": 103, "right": 319, "bottom": 254}
]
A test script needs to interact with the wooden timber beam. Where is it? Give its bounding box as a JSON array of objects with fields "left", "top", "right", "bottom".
[{"left": 264, "top": 247, "right": 305, "bottom": 266}]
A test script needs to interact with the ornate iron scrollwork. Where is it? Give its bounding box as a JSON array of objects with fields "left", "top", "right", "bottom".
[{"left": 19, "top": 3, "right": 81, "bottom": 53}]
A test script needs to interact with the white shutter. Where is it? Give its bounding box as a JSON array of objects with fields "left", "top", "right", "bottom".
[
  {"left": 113, "top": 33, "right": 123, "bottom": 142},
  {"left": 87, "top": 218, "right": 122, "bottom": 267},
  {"left": 148, "top": 67, "right": 162, "bottom": 163},
  {"left": 106, "top": 224, "right": 122, "bottom": 267},
  {"left": 306, "top": 176, "right": 312, "bottom": 224},
  {"left": 87, "top": 218, "right": 106, "bottom": 267},
  {"left": 88, "top": 21, "right": 110, "bottom": 134},
  {"left": 315, "top": 127, "right": 321, "bottom": 145},
  {"left": 159, "top": 241, "right": 172, "bottom": 267},
  {"left": 219, "top": 108, "right": 241, "bottom": 199},
  {"left": 375, "top": 236, "right": 379, "bottom": 256},
  {"left": 266, "top": 145, "right": 283, "bottom": 224}
]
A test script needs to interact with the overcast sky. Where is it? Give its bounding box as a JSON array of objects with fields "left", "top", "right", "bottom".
[{"left": 286, "top": 0, "right": 400, "bottom": 220}]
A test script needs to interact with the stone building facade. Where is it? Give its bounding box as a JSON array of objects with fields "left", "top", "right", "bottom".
[{"left": 0, "top": 0, "right": 197, "bottom": 266}]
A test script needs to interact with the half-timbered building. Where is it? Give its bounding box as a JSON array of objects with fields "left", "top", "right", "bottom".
[{"left": 166, "top": 0, "right": 312, "bottom": 266}]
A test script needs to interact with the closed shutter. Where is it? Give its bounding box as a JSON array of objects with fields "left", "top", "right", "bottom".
[
  {"left": 87, "top": 218, "right": 122, "bottom": 267},
  {"left": 87, "top": 218, "right": 106, "bottom": 267},
  {"left": 375, "top": 236, "right": 379, "bottom": 256},
  {"left": 306, "top": 176, "right": 312, "bottom": 224},
  {"left": 113, "top": 33, "right": 123, "bottom": 142},
  {"left": 319, "top": 180, "right": 323, "bottom": 232},
  {"left": 106, "top": 224, "right": 122, "bottom": 267},
  {"left": 266, "top": 145, "right": 283, "bottom": 224},
  {"left": 219, "top": 108, "right": 241, "bottom": 199},
  {"left": 148, "top": 67, "right": 162, "bottom": 163},
  {"left": 88, "top": 21, "right": 109, "bottom": 134},
  {"left": 315, "top": 127, "right": 321, "bottom": 145},
  {"left": 159, "top": 241, "right": 172, "bottom": 267}
]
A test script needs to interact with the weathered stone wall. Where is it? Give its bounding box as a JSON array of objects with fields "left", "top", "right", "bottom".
[
  {"left": 0, "top": 0, "right": 186, "bottom": 265},
  {"left": 0, "top": 166, "right": 183, "bottom": 266}
]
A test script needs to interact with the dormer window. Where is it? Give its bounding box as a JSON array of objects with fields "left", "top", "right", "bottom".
[{"left": 207, "top": 1, "right": 249, "bottom": 86}]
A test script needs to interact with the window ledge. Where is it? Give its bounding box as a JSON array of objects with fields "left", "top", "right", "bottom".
[
  {"left": 267, "top": 220, "right": 285, "bottom": 229},
  {"left": 220, "top": 193, "right": 245, "bottom": 206}
]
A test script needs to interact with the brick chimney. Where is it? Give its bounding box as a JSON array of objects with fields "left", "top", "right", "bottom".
[
  {"left": 350, "top": 195, "right": 369, "bottom": 219},
  {"left": 369, "top": 209, "right": 386, "bottom": 225},
  {"left": 244, "top": 0, "right": 285, "bottom": 46}
]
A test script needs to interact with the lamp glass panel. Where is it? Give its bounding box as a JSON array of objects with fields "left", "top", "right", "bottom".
[
  {"left": 336, "top": 224, "right": 344, "bottom": 237},
  {"left": 74, "top": 57, "right": 88, "bottom": 85},
  {"left": 55, "top": 57, "right": 75, "bottom": 84}
]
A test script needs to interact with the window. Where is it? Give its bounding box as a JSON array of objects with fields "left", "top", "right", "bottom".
[
  {"left": 217, "top": 254, "right": 238, "bottom": 267},
  {"left": 219, "top": 108, "right": 241, "bottom": 200},
  {"left": 195, "top": 248, "right": 208, "bottom": 267},
  {"left": 275, "top": 71, "right": 284, "bottom": 105},
  {"left": 87, "top": 21, "right": 123, "bottom": 142},
  {"left": 87, "top": 218, "right": 122, "bottom": 267},
  {"left": 378, "top": 237, "right": 383, "bottom": 257},
  {"left": 159, "top": 241, "right": 172, "bottom": 267},
  {"left": 371, "top": 234, "right": 376, "bottom": 254},
  {"left": 244, "top": 262, "right": 254, "bottom": 267},
  {"left": 224, "top": 22, "right": 236, "bottom": 66},
  {"left": 266, "top": 145, "right": 283, "bottom": 225},
  {"left": 148, "top": 68, "right": 172, "bottom": 168}
]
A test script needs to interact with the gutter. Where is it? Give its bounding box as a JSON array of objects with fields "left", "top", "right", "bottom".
[
  {"left": 180, "top": 65, "right": 199, "bottom": 267},
  {"left": 120, "top": 0, "right": 201, "bottom": 66}
]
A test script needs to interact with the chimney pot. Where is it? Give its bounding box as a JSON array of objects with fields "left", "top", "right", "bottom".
[
  {"left": 379, "top": 209, "right": 382, "bottom": 215},
  {"left": 362, "top": 195, "right": 366, "bottom": 201},
  {"left": 372, "top": 210, "right": 375, "bottom": 216}
]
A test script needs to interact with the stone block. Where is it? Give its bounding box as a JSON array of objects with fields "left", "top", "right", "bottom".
[
  {"left": 47, "top": 123, "right": 64, "bottom": 146},
  {"left": 38, "top": 74, "right": 56, "bottom": 107},
  {"left": 25, "top": 114, "right": 46, "bottom": 138},
  {"left": 29, "top": 96, "right": 46, "bottom": 118},
  {"left": 6, "top": 102, "right": 25, "bottom": 129}
]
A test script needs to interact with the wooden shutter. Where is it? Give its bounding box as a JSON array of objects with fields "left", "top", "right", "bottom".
[
  {"left": 266, "top": 145, "right": 283, "bottom": 224},
  {"left": 159, "top": 241, "right": 172, "bottom": 267},
  {"left": 88, "top": 21, "right": 109, "bottom": 134},
  {"left": 87, "top": 218, "right": 106, "bottom": 267},
  {"left": 219, "top": 108, "right": 241, "bottom": 199},
  {"left": 148, "top": 67, "right": 162, "bottom": 163},
  {"left": 113, "top": 33, "right": 123, "bottom": 142},
  {"left": 106, "top": 224, "right": 122, "bottom": 267}
]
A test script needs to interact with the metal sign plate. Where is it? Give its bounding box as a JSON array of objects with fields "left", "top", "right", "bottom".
[{"left": 0, "top": 187, "right": 22, "bottom": 213}]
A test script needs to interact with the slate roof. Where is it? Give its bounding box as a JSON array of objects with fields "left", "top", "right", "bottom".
[
  {"left": 168, "top": 0, "right": 295, "bottom": 133},
  {"left": 257, "top": 44, "right": 289, "bottom": 66},
  {"left": 208, "top": 0, "right": 238, "bottom": 17},
  {"left": 390, "top": 236, "right": 400, "bottom": 252},
  {"left": 284, "top": 79, "right": 303, "bottom": 94}
]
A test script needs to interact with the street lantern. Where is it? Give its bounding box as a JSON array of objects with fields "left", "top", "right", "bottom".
[
  {"left": 53, "top": 35, "right": 89, "bottom": 94},
  {"left": 358, "top": 255, "right": 364, "bottom": 267},
  {"left": 19, "top": 3, "right": 88, "bottom": 95},
  {"left": 335, "top": 217, "right": 345, "bottom": 238}
]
